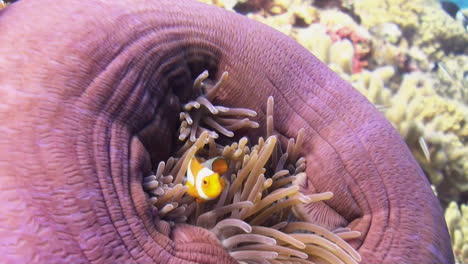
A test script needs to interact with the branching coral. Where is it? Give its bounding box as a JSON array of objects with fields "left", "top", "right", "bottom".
[
  {"left": 143, "top": 71, "right": 362, "bottom": 263},
  {"left": 199, "top": 0, "right": 467, "bottom": 206},
  {"left": 385, "top": 73, "right": 468, "bottom": 203},
  {"left": 295, "top": 22, "right": 368, "bottom": 75},
  {"left": 222, "top": 0, "right": 321, "bottom": 35},
  {"left": 432, "top": 55, "right": 468, "bottom": 103},
  {"left": 416, "top": 5, "right": 468, "bottom": 60},
  {"left": 354, "top": 0, "right": 468, "bottom": 60},
  {"left": 317, "top": 59, "right": 467, "bottom": 205},
  {"left": 348, "top": 66, "right": 394, "bottom": 106},
  {"left": 316, "top": 10, "right": 372, "bottom": 73},
  {"left": 195, "top": 2, "right": 466, "bottom": 262},
  {"left": 445, "top": 201, "right": 468, "bottom": 264},
  {"left": 198, "top": 0, "right": 240, "bottom": 11},
  {"left": 200, "top": 1, "right": 370, "bottom": 75},
  {"left": 354, "top": 0, "right": 427, "bottom": 31},
  {"left": 351, "top": 69, "right": 468, "bottom": 204},
  {"left": 283, "top": 9, "right": 372, "bottom": 74}
]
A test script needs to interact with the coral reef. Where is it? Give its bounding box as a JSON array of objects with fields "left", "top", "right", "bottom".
[
  {"left": 351, "top": 69, "right": 468, "bottom": 205},
  {"left": 445, "top": 201, "right": 468, "bottom": 264},
  {"left": 347, "top": 66, "right": 395, "bottom": 106},
  {"left": 326, "top": 25, "right": 371, "bottom": 73},
  {"left": 316, "top": 10, "right": 372, "bottom": 73},
  {"left": 353, "top": 0, "right": 429, "bottom": 32},
  {"left": 242, "top": 0, "right": 319, "bottom": 35},
  {"left": 354, "top": 0, "right": 468, "bottom": 60},
  {"left": 199, "top": 1, "right": 468, "bottom": 257},
  {"left": 201, "top": 0, "right": 468, "bottom": 203},
  {"left": 198, "top": 0, "right": 239, "bottom": 11},
  {"left": 294, "top": 18, "right": 371, "bottom": 75},
  {"left": 432, "top": 55, "right": 468, "bottom": 103},
  {"left": 291, "top": 9, "right": 372, "bottom": 74},
  {"left": 400, "top": 75, "right": 468, "bottom": 202},
  {"left": 143, "top": 71, "right": 361, "bottom": 263}
]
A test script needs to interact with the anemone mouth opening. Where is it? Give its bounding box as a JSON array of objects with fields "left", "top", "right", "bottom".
[
  {"left": 139, "top": 69, "right": 362, "bottom": 263},
  {"left": 135, "top": 45, "right": 223, "bottom": 164}
]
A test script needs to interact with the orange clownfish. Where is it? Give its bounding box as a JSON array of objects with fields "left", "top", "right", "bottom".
[{"left": 186, "top": 156, "right": 228, "bottom": 202}]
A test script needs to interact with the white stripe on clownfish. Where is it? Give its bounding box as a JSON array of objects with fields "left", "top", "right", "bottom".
[
  {"left": 195, "top": 167, "right": 213, "bottom": 200},
  {"left": 185, "top": 156, "right": 228, "bottom": 202},
  {"left": 187, "top": 158, "right": 196, "bottom": 185}
]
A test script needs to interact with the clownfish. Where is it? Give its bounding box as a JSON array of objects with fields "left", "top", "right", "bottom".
[{"left": 185, "top": 156, "right": 228, "bottom": 202}]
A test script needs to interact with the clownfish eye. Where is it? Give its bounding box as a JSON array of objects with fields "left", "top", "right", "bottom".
[{"left": 203, "top": 180, "right": 207, "bottom": 185}]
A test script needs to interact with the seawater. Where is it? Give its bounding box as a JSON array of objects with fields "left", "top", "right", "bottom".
[{"left": 444, "top": 0, "right": 468, "bottom": 9}]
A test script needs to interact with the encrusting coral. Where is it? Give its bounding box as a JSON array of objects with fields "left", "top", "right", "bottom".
[
  {"left": 445, "top": 201, "right": 468, "bottom": 264},
  {"left": 143, "top": 71, "right": 362, "bottom": 263}
]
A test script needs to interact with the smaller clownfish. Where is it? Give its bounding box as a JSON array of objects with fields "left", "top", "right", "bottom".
[{"left": 185, "top": 156, "right": 228, "bottom": 202}]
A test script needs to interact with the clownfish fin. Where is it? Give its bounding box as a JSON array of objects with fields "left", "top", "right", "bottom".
[
  {"left": 220, "top": 177, "right": 227, "bottom": 189},
  {"left": 203, "top": 157, "right": 228, "bottom": 175},
  {"left": 186, "top": 181, "right": 198, "bottom": 198},
  {"left": 190, "top": 157, "right": 205, "bottom": 173}
]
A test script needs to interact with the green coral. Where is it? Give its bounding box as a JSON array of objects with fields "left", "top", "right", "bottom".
[{"left": 445, "top": 202, "right": 468, "bottom": 264}]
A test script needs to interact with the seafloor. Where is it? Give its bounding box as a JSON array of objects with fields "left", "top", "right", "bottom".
[{"left": 198, "top": 0, "right": 468, "bottom": 262}]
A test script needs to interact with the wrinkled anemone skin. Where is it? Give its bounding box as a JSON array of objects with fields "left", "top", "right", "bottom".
[{"left": 0, "top": 0, "right": 453, "bottom": 263}]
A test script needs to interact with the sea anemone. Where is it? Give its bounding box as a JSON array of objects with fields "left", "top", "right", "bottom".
[{"left": 142, "top": 71, "right": 362, "bottom": 264}]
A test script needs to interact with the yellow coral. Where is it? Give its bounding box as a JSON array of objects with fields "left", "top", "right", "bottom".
[
  {"left": 383, "top": 73, "right": 468, "bottom": 201},
  {"left": 350, "top": 66, "right": 394, "bottom": 105},
  {"left": 433, "top": 55, "right": 468, "bottom": 102},
  {"left": 349, "top": 69, "right": 467, "bottom": 202},
  {"left": 445, "top": 202, "right": 468, "bottom": 264},
  {"left": 354, "top": 0, "right": 425, "bottom": 29},
  {"left": 202, "top": 0, "right": 468, "bottom": 209},
  {"left": 243, "top": 0, "right": 319, "bottom": 34},
  {"left": 295, "top": 24, "right": 332, "bottom": 63},
  {"left": 319, "top": 9, "right": 360, "bottom": 31},
  {"left": 291, "top": 3, "right": 319, "bottom": 25},
  {"left": 247, "top": 12, "right": 294, "bottom": 35},
  {"left": 293, "top": 22, "right": 369, "bottom": 76},
  {"left": 367, "top": 75, "right": 392, "bottom": 105},
  {"left": 417, "top": 5, "right": 468, "bottom": 59},
  {"left": 354, "top": 0, "right": 468, "bottom": 59},
  {"left": 269, "top": 0, "right": 291, "bottom": 15},
  {"left": 329, "top": 39, "right": 354, "bottom": 74}
]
